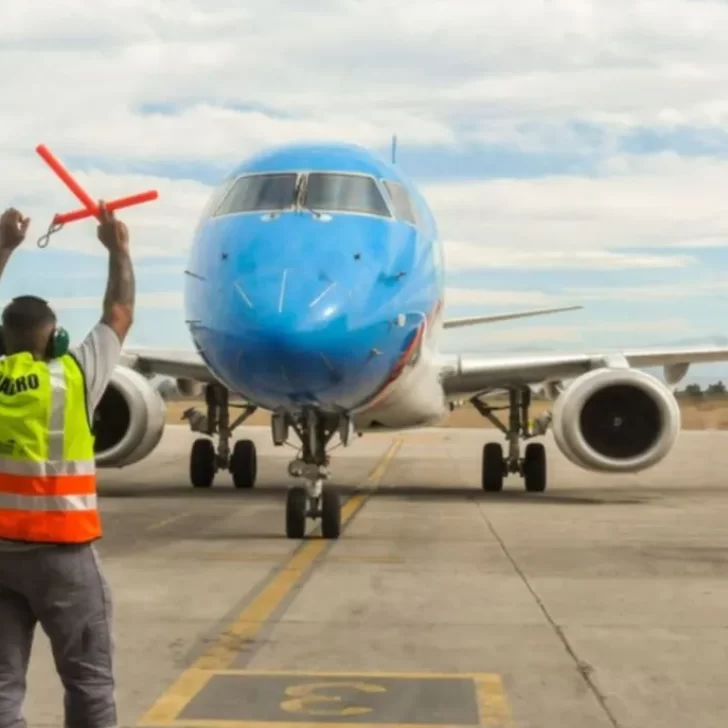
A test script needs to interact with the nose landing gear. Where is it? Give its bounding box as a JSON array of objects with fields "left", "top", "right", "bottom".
[
  {"left": 184, "top": 388, "right": 354, "bottom": 539},
  {"left": 280, "top": 409, "right": 350, "bottom": 539}
]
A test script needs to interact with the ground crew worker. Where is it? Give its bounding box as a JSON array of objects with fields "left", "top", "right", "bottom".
[{"left": 0, "top": 201, "right": 135, "bottom": 728}]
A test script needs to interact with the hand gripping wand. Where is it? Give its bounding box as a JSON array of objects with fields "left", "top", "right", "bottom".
[{"left": 34, "top": 144, "right": 159, "bottom": 247}]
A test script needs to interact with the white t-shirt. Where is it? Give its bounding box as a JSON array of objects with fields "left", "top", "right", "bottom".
[
  {"left": 69, "top": 321, "right": 123, "bottom": 425},
  {"left": 0, "top": 321, "right": 122, "bottom": 549}
]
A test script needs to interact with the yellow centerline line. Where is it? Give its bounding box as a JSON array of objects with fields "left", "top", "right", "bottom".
[{"left": 137, "top": 436, "right": 403, "bottom": 725}]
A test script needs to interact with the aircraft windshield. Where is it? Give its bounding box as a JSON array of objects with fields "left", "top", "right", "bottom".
[
  {"left": 214, "top": 173, "right": 298, "bottom": 215},
  {"left": 303, "top": 173, "right": 391, "bottom": 217},
  {"left": 382, "top": 180, "right": 418, "bottom": 225}
]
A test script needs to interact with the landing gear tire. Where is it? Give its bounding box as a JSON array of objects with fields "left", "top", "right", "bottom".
[
  {"left": 523, "top": 442, "right": 547, "bottom": 493},
  {"left": 286, "top": 486, "right": 308, "bottom": 539},
  {"left": 482, "top": 442, "right": 505, "bottom": 492},
  {"left": 230, "top": 439, "right": 257, "bottom": 489},
  {"left": 190, "top": 438, "right": 216, "bottom": 489},
  {"left": 320, "top": 489, "right": 341, "bottom": 540}
]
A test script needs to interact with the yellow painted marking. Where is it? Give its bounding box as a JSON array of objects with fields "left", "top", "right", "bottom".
[
  {"left": 202, "top": 553, "right": 404, "bottom": 565},
  {"left": 137, "top": 670, "right": 514, "bottom": 728},
  {"left": 137, "top": 438, "right": 403, "bottom": 726},
  {"left": 367, "top": 441, "right": 401, "bottom": 483},
  {"left": 147, "top": 512, "right": 192, "bottom": 531},
  {"left": 140, "top": 724, "right": 494, "bottom": 728},
  {"left": 166, "top": 669, "right": 493, "bottom": 678},
  {"left": 474, "top": 674, "right": 515, "bottom": 728},
  {"left": 328, "top": 555, "right": 403, "bottom": 564},
  {"left": 280, "top": 680, "right": 386, "bottom": 717}
]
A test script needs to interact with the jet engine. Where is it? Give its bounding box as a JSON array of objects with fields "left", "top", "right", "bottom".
[
  {"left": 93, "top": 366, "right": 168, "bottom": 468},
  {"left": 551, "top": 368, "right": 680, "bottom": 472}
]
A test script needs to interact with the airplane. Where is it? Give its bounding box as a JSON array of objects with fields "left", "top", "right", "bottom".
[{"left": 92, "top": 140, "right": 728, "bottom": 539}]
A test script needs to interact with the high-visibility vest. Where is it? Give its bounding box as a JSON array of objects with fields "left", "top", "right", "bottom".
[{"left": 0, "top": 351, "right": 100, "bottom": 543}]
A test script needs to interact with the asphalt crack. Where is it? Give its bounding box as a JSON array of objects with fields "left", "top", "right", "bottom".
[{"left": 475, "top": 501, "right": 622, "bottom": 728}]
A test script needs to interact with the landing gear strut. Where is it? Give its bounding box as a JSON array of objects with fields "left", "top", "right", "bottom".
[
  {"left": 471, "top": 387, "right": 549, "bottom": 493},
  {"left": 279, "top": 409, "right": 349, "bottom": 540},
  {"left": 184, "top": 384, "right": 258, "bottom": 489}
]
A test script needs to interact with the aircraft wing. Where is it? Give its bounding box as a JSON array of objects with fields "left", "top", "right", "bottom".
[
  {"left": 119, "top": 343, "right": 728, "bottom": 402},
  {"left": 439, "top": 346, "right": 728, "bottom": 398},
  {"left": 443, "top": 305, "right": 582, "bottom": 329},
  {"left": 120, "top": 347, "right": 216, "bottom": 383}
]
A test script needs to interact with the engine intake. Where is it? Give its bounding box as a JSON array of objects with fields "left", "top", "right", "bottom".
[
  {"left": 93, "top": 366, "right": 167, "bottom": 468},
  {"left": 551, "top": 368, "right": 680, "bottom": 472}
]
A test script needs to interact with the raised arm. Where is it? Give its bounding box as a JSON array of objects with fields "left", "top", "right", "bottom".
[
  {"left": 97, "top": 201, "right": 135, "bottom": 343},
  {"left": 0, "top": 208, "right": 31, "bottom": 282}
]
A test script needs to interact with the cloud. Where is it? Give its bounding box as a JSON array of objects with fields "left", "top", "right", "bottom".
[
  {"left": 5, "top": 0, "right": 728, "bottom": 162},
  {"left": 3, "top": 0, "right": 728, "bottom": 268},
  {"left": 430, "top": 154, "right": 728, "bottom": 258},
  {"left": 443, "top": 241, "right": 695, "bottom": 271},
  {"left": 446, "top": 278, "right": 728, "bottom": 309},
  {"left": 564, "top": 280, "right": 728, "bottom": 302},
  {"left": 445, "top": 287, "right": 557, "bottom": 308},
  {"left": 7, "top": 106, "right": 453, "bottom": 164}
]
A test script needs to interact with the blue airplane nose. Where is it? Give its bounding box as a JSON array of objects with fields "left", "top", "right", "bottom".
[
  {"left": 234, "top": 261, "right": 353, "bottom": 326},
  {"left": 229, "top": 255, "right": 385, "bottom": 408},
  {"left": 188, "top": 211, "right": 422, "bottom": 412}
]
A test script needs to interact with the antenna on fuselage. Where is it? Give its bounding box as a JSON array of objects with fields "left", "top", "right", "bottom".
[{"left": 391, "top": 134, "right": 397, "bottom": 164}]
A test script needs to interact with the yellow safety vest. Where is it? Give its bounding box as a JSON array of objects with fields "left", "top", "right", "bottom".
[{"left": 0, "top": 352, "right": 100, "bottom": 543}]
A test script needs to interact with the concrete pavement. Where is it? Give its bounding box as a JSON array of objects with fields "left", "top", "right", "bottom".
[{"left": 20, "top": 426, "right": 728, "bottom": 728}]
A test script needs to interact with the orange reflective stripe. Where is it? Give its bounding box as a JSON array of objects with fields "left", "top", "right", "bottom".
[
  {"left": 0, "top": 508, "right": 101, "bottom": 543},
  {"left": 0, "top": 473, "right": 97, "bottom": 497}
]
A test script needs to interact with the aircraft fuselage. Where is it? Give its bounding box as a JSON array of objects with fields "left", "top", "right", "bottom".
[{"left": 184, "top": 143, "right": 447, "bottom": 425}]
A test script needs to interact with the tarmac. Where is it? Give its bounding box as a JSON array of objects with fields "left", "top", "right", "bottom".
[{"left": 20, "top": 426, "right": 728, "bottom": 728}]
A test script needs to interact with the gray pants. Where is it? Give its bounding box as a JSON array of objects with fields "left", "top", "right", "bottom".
[{"left": 0, "top": 543, "right": 116, "bottom": 728}]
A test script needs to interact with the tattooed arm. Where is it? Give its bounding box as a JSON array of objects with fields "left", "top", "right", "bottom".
[
  {"left": 67, "top": 202, "right": 135, "bottom": 415},
  {"left": 97, "top": 201, "right": 135, "bottom": 343},
  {"left": 101, "top": 247, "right": 135, "bottom": 342}
]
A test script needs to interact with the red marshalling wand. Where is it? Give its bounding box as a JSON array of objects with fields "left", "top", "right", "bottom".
[{"left": 35, "top": 143, "right": 159, "bottom": 247}]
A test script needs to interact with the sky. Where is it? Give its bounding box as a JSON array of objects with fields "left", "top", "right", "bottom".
[{"left": 2, "top": 0, "right": 728, "bottom": 385}]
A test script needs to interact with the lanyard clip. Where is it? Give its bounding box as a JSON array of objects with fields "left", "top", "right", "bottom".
[{"left": 37, "top": 221, "right": 64, "bottom": 248}]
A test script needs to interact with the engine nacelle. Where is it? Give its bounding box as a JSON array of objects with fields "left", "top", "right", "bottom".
[
  {"left": 93, "top": 366, "right": 168, "bottom": 468},
  {"left": 551, "top": 368, "right": 680, "bottom": 473}
]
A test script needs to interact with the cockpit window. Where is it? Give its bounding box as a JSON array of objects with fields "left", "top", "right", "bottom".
[
  {"left": 382, "top": 180, "right": 418, "bottom": 226},
  {"left": 303, "top": 173, "right": 391, "bottom": 217},
  {"left": 213, "top": 173, "right": 298, "bottom": 216}
]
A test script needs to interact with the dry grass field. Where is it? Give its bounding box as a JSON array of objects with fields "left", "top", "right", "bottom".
[{"left": 162, "top": 396, "right": 728, "bottom": 430}]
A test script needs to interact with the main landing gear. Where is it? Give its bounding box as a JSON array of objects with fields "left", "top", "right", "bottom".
[
  {"left": 471, "top": 387, "right": 550, "bottom": 493},
  {"left": 183, "top": 384, "right": 258, "bottom": 490},
  {"left": 274, "top": 409, "right": 353, "bottom": 540}
]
